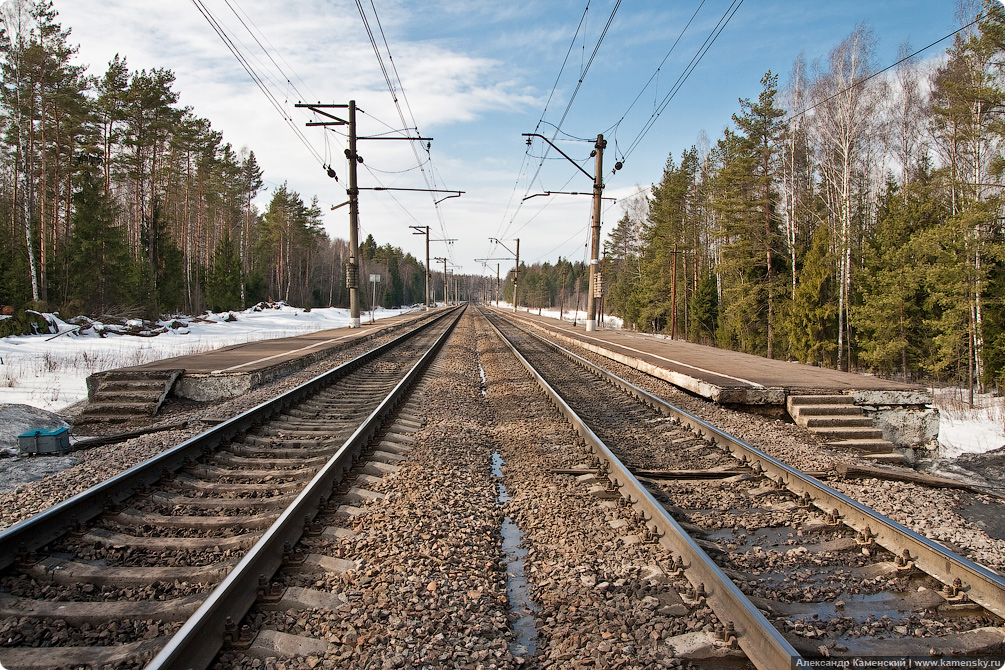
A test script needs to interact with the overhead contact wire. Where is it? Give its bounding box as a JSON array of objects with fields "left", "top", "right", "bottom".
[{"left": 190, "top": 0, "right": 326, "bottom": 167}]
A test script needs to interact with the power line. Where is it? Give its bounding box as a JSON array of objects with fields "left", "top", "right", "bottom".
[
  {"left": 222, "top": 0, "right": 340, "bottom": 167},
  {"left": 534, "top": 3, "right": 592, "bottom": 137},
  {"left": 607, "top": 0, "right": 707, "bottom": 137},
  {"left": 494, "top": 0, "right": 621, "bottom": 257},
  {"left": 785, "top": 15, "right": 983, "bottom": 125},
  {"left": 363, "top": 164, "right": 429, "bottom": 228},
  {"left": 553, "top": 0, "right": 621, "bottom": 134},
  {"left": 620, "top": 0, "right": 744, "bottom": 162},
  {"left": 532, "top": 224, "right": 589, "bottom": 263},
  {"left": 222, "top": 0, "right": 315, "bottom": 104},
  {"left": 354, "top": 0, "right": 456, "bottom": 260},
  {"left": 190, "top": 0, "right": 328, "bottom": 168},
  {"left": 526, "top": 0, "right": 621, "bottom": 187}
]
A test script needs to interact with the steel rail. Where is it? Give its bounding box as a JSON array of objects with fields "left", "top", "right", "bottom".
[
  {"left": 146, "top": 306, "right": 463, "bottom": 670},
  {"left": 481, "top": 309, "right": 800, "bottom": 670},
  {"left": 0, "top": 307, "right": 458, "bottom": 571},
  {"left": 490, "top": 309, "right": 1005, "bottom": 621}
]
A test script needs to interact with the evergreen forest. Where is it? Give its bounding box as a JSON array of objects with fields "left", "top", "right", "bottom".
[
  {"left": 0, "top": 1, "right": 426, "bottom": 322},
  {"left": 504, "top": 2, "right": 1005, "bottom": 394}
]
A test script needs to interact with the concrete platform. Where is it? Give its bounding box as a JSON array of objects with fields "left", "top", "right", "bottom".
[
  {"left": 87, "top": 309, "right": 439, "bottom": 404},
  {"left": 492, "top": 308, "right": 937, "bottom": 449}
]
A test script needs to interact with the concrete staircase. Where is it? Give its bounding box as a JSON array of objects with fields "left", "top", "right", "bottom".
[
  {"left": 78, "top": 370, "right": 183, "bottom": 426},
  {"left": 786, "top": 394, "right": 902, "bottom": 462}
]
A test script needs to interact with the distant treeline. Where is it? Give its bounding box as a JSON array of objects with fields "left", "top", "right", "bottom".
[
  {"left": 0, "top": 0, "right": 426, "bottom": 319},
  {"left": 509, "top": 2, "right": 1005, "bottom": 393}
]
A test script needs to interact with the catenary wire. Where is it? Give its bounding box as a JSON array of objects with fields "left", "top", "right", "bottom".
[
  {"left": 607, "top": 0, "right": 707, "bottom": 138},
  {"left": 491, "top": 1, "right": 617, "bottom": 260},
  {"left": 190, "top": 0, "right": 327, "bottom": 168},
  {"left": 620, "top": 0, "right": 744, "bottom": 162},
  {"left": 354, "top": 0, "right": 456, "bottom": 261},
  {"left": 223, "top": 0, "right": 315, "bottom": 104},
  {"left": 785, "top": 15, "right": 984, "bottom": 125}
]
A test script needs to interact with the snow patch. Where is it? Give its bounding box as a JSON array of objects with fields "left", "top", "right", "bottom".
[
  {"left": 934, "top": 388, "right": 1005, "bottom": 458},
  {"left": 0, "top": 303, "right": 415, "bottom": 413}
]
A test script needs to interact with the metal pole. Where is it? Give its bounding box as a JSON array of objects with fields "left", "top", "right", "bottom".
[
  {"left": 424, "top": 228, "right": 430, "bottom": 310},
  {"left": 348, "top": 100, "right": 361, "bottom": 328},
  {"left": 442, "top": 258, "right": 448, "bottom": 305},
  {"left": 496, "top": 264, "right": 500, "bottom": 307},
  {"left": 586, "top": 133, "right": 605, "bottom": 332},
  {"left": 513, "top": 238, "right": 520, "bottom": 312}
]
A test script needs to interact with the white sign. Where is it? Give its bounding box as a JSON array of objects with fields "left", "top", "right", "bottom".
[{"left": 369, "top": 274, "right": 381, "bottom": 282}]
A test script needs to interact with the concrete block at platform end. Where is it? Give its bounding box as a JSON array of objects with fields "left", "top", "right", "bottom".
[
  {"left": 871, "top": 405, "right": 939, "bottom": 450},
  {"left": 849, "top": 389, "right": 939, "bottom": 449},
  {"left": 176, "top": 374, "right": 252, "bottom": 402},
  {"left": 713, "top": 387, "right": 786, "bottom": 405},
  {"left": 851, "top": 389, "right": 934, "bottom": 406}
]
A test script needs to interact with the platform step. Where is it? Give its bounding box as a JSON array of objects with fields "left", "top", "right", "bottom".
[
  {"left": 813, "top": 426, "right": 884, "bottom": 440},
  {"left": 787, "top": 392, "right": 896, "bottom": 454},
  {"left": 790, "top": 404, "right": 864, "bottom": 418},
  {"left": 82, "top": 369, "right": 183, "bottom": 425},
  {"left": 823, "top": 438, "right": 896, "bottom": 454},
  {"left": 93, "top": 390, "right": 164, "bottom": 404},
  {"left": 802, "top": 416, "right": 874, "bottom": 429},
  {"left": 82, "top": 401, "right": 159, "bottom": 414}
]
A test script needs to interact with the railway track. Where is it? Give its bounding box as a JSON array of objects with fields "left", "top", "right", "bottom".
[
  {"left": 0, "top": 308, "right": 461, "bottom": 669},
  {"left": 480, "top": 307, "right": 1005, "bottom": 668},
  {"left": 0, "top": 306, "right": 1002, "bottom": 669}
]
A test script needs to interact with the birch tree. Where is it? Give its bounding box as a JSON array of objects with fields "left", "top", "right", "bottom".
[
  {"left": 1, "top": 0, "right": 39, "bottom": 302},
  {"left": 809, "top": 24, "right": 883, "bottom": 371}
]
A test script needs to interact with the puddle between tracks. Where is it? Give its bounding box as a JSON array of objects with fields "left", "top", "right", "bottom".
[
  {"left": 493, "top": 451, "right": 538, "bottom": 659},
  {"left": 477, "top": 358, "right": 488, "bottom": 397}
]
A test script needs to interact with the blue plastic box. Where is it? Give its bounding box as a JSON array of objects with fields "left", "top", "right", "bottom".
[{"left": 17, "top": 427, "right": 71, "bottom": 455}]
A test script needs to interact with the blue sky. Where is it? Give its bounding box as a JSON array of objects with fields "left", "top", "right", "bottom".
[{"left": 57, "top": 0, "right": 965, "bottom": 282}]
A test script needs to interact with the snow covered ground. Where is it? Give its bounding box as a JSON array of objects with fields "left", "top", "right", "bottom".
[
  {"left": 934, "top": 387, "right": 1005, "bottom": 458},
  {"left": 0, "top": 303, "right": 414, "bottom": 413},
  {"left": 1, "top": 301, "right": 1000, "bottom": 457}
]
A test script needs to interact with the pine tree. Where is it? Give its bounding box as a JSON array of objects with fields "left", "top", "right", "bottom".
[
  {"left": 122, "top": 67, "right": 181, "bottom": 266},
  {"left": 713, "top": 72, "right": 786, "bottom": 357},
  {"left": 603, "top": 210, "right": 644, "bottom": 326},
  {"left": 95, "top": 54, "right": 129, "bottom": 195},
  {"left": 784, "top": 224, "right": 837, "bottom": 366},
  {"left": 688, "top": 272, "right": 718, "bottom": 344},
  {"left": 61, "top": 168, "right": 136, "bottom": 315},
  {"left": 639, "top": 148, "right": 698, "bottom": 334},
  {"left": 858, "top": 167, "right": 944, "bottom": 380},
  {"left": 205, "top": 233, "right": 241, "bottom": 312},
  {"left": 929, "top": 0, "right": 1005, "bottom": 398},
  {"left": 239, "top": 149, "right": 263, "bottom": 307}
]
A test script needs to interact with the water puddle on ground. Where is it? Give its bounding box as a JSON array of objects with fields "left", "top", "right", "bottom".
[
  {"left": 781, "top": 589, "right": 927, "bottom": 624},
  {"left": 477, "top": 359, "right": 488, "bottom": 397},
  {"left": 492, "top": 451, "right": 538, "bottom": 659}
]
